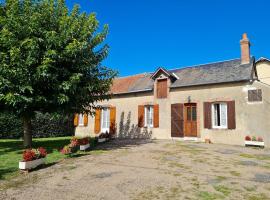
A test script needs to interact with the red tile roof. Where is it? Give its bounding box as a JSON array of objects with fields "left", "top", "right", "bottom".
[{"left": 110, "top": 74, "right": 145, "bottom": 94}]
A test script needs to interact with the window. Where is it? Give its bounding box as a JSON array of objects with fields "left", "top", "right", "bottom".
[
  {"left": 212, "top": 103, "right": 227, "bottom": 128},
  {"left": 248, "top": 89, "right": 262, "bottom": 102},
  {"left": 78, "top": 114, "right": 84, "bottom": 126},
  {"left": 144, "top": 106, "right": 153, "bottom": 127},
  {"left": 187, "top": 105, "right": 196, "bottom": 121},
  {"left": 157, "top": 79, "right": 167, "bottom": 98},
  {"left": 101, "top": 108, "right": 110, "bottom": 132}
]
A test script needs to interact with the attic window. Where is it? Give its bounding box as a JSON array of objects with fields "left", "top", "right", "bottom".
[
  {"left": 157, "top": 79, "right": 167, "bottom": 98},
  {"left": 248, "top": 89, "right": 262, "bottom": 102}
]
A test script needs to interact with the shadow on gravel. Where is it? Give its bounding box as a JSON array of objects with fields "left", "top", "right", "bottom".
[{"left": 92, "top": 138, "right": 153, "bottom": 151}]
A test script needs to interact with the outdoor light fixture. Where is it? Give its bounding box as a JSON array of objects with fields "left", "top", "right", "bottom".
[{"left": 188, "top": 96, "right": 191, "bottom": 103}]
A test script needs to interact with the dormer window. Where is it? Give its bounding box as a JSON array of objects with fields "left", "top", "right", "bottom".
[
  {"left": 157, "top": 79, "right": 167, "bottom": 98},
  {"left": 151, "top": 67, "right": 178, "bottom": 99}
]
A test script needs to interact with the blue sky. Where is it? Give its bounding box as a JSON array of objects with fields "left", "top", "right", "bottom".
[{"left": 67, "top": 0, "right": 270, "bottom": 76}]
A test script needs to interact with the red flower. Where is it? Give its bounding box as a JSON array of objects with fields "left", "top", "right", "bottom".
[
  {"left": 257, "top": 137, "right": 263, "bottom": 142},
  {"left": 245, "top": 136, "right": 251, "bottom": 141},
  {"left": 38, "top": 147, "right": 47, "bottom": 158},
  {"left": 79, "top": 138, "right": 89, "bottom": 145},
  {"left": 70, "top": 137, "right": 79, "bottom": 147},
  {"left": 61, "top": 145, "right": 71, "bottom": 155},
  {"left": 23, "top": 149, "right": 36, "bottom": 161}
]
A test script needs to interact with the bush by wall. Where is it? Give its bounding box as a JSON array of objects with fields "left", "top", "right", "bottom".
[
  {"left": 0, "top": 112, "right": 75, "bottom": 139},
  {"left": 0, "top": 112, "right": 23, "bottom": 139}
]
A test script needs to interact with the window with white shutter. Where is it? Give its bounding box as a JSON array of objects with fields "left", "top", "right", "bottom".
[{"left": 212, "top": 103, "right": 228, "bottom": 129}]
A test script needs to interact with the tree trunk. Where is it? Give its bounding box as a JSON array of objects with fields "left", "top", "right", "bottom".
[{"left": 23, "top": 115, "right": 32, "bottom": 148}]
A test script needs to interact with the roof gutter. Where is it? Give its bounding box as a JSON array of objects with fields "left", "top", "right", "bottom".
[{"left": 112, "top": 88, "right": 153, "bottom": 95}]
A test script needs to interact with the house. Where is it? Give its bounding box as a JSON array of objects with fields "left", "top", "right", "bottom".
[
  {"left": 75, "top": 33, "right": 270, "bottom": 147},
  {"left": 256, "top": 57, "right": 270, "bottom": 86}
]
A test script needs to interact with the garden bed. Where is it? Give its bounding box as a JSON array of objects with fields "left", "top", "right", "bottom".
[
  {"left": 80, "top": 143, "right": 90, "bottom": 151},
  {"left": 19, "top": 158, "right": 45, "bottom": 170},
  {"left": 245, "top": 141, "right": 264, "bottom": 147},
  {"left": 98, "top": 138, "right": 107, "bottom": 143}
]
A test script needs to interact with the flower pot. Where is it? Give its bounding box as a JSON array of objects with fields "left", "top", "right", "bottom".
[
  {"left": 19, "top": 158, "right": 45, "bottom": 170},
  {"left": 245, "top": 140, "right": 264, "bottom": 147},
  {"left": 98, "top": 138, "right": 106, "bottom": 143},
  {"left": 80, "top": 143, "right": 90, "bottom": 151}
]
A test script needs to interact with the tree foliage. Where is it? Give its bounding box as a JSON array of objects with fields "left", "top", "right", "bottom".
[{"left": 0, "top": 0, "right": 116, "bottom": 146}]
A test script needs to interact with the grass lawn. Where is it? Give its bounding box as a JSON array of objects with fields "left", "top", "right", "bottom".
[{"left": 0, "top": 137, "right": 96, "bottom": 180}]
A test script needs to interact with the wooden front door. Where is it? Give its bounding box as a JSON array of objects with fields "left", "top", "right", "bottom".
[{"left": 184, "top": 103, "right": 197, "bottom": 137}]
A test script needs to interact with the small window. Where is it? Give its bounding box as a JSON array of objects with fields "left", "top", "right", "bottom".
[
  {"left": 187, "top": 107, "right": 191, "bottom": 121},
  {"left": 212, "top": 103, "right": 227, "bottom": 129},
  {"left": 78, "top": 114, "right": 84, "bottom": 126},
  {"left": 144, "top": 106, "right": 153, "bottom": 127},
  {"left": 248, "top": 89, "right": 262, "bottom": 102},
  {"left": 192, "top": 106, "right": 197, "bottom": 121}
]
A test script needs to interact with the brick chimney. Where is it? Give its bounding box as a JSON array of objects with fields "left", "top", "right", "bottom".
[{"left": 240, "top": 33, "right": 250, "bottom": 64}]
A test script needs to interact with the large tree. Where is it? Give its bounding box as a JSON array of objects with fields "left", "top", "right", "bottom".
[{"left": 0, "top": 0, "right": 116, "bottom": 147}]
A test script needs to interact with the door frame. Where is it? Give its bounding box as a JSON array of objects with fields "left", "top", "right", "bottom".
[{"left": 184, "top": 103, "right": 198, "bottom": 137}]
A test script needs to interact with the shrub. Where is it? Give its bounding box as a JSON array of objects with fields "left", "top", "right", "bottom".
[
  {"left": 245, "top": 136, "right": 251, "bottom": 141},
  {"left": 99, "top": 132, "right": 110, "bottom": 139},
  {"left": 70, "top": 137, "right": 79, "bottom": 147},
  {"left": 252, "top": 136, "right": 257, "bottom": 141},
  {"left": 37, "top": 147, "right": 47, "bottom": 158},
  {"left": 0, "top": 112, "right": 23, "bottom": 138},
  {"left": 32, "top": 112, "right": 74, "bottom": 138},
  {"left": 79, "top": 137, "right": 89, "bottom": 145},
  {"left": 60, "top": 145, "right": 72, "bottom": 155},
  {"left": 60, "top": 136, "right": 82, "bottom": 155},
  {"left": 0, "top": 112, "right": 74, "bottom": 139},
  {"left": 257, "top": 137, "right": 263, "bottom": 142}
]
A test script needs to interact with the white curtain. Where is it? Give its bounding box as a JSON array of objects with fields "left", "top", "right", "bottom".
[
  {"left": 145, "top": 106, "right": 153, "bottom": 127},
  {"left": 220, "top": 103, "right": 227, "bottom": 127},
  {"left": 102, "top": 108, "right": 110, "bottom": 130},
  {"left": 79, "top": 114, "right": 84, "bottom": 125}
]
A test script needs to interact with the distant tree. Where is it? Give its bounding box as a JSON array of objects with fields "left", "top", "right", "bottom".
[{"left": 0, "top": 0, "right": 116, "bottom": 147}]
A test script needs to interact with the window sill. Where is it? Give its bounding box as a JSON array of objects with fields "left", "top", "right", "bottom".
[
  {"left": 247, "top": 101, "right": 263, "bottom": 105},
  {"left": 144, "top": 126, "right": 153, "bottom": 128},
  {"left": 211, "top": 127, "right": 228, "bottom": 130}
]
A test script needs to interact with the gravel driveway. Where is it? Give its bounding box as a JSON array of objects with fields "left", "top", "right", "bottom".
[{"left": 1, "top": 139, "right": 270, "bottom": 200}]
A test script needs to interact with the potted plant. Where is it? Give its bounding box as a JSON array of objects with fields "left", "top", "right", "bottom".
[
  {"left": 98, "top": 132, "right": 109, "bottom": 143},
  {"left": 60, "top": 137, "right": 81, "bottom": 155},
  {"left": 19, "top": 147, "right": 47, "bottom": 170},
  {"left": 79, "top": 137, "right": 90, "bottom": 150},
  {"left": 245, "top": 135, "right": 251, "bottom": 141},
  {"left": 70, "top": 136, "right": 79, "bottom": 147},
  {"left": 245, "top": 135, "right": 264, "bottom": 147},
  {"left": 61, "top": 145, "right": 71, "bottom": 155}
]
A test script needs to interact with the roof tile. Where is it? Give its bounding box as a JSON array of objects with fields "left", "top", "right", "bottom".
[{"left": 110, "top": 58, "right": 254, "bottom": 94}]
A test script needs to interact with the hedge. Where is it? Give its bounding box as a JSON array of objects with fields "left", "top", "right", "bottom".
[{"left": 0, "top": 112, "right": 75, "bottom": 139}]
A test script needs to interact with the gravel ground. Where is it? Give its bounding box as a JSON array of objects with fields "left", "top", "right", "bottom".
[{"left": 1, "top": 139, "right": 270, "bottom": 200}]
